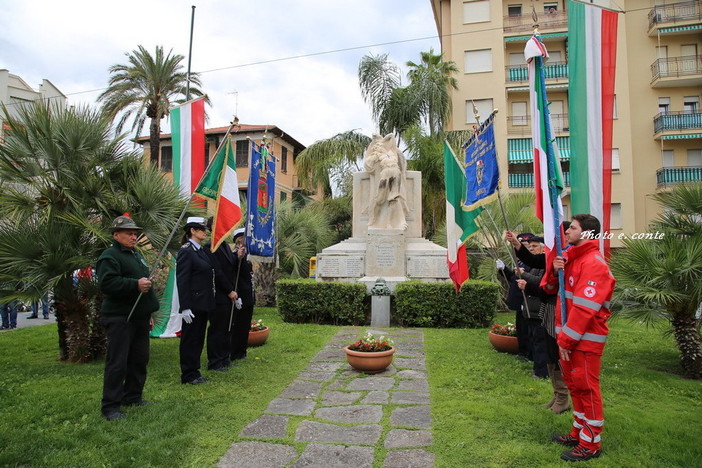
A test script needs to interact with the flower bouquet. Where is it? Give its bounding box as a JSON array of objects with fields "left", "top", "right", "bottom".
[
  {"left": 250, "top": 319, "right": 267, "bottom": 332},
  {"left": 490, "top": 322, "right": 517, "bottom": 337},
  {"left": 344, "top": 332, "right": 396, "bottom": 374}
]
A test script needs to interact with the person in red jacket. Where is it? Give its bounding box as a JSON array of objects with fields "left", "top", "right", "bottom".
[{"left": 548, "top": 214, "right": 615, "bottom": 462}]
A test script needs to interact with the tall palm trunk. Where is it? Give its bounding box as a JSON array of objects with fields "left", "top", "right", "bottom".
[
  {"left": 672, "top": 316, "right": 702, "bottom": 379},
  {"left": 149, "top": 118, "right": 161, "bottom": 164}
]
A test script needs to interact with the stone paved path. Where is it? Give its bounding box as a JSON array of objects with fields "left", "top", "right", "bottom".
[{"left": 218, "top": 327, "right": 434, "bottom": 468}]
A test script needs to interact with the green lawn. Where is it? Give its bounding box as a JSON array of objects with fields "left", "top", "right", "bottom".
[{"left": 1, "top": 310, "right": 700, "bottom": 467}]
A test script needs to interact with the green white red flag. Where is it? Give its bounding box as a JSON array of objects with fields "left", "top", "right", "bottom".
[
  {"left": 568, "top": 0, "right": 619, "bottom": 255},
  {"left": 170, "top": 97, "right": 206, "bottom": 195},
  {"left": 194, "top": 141, "right": 243, "bottom": 252},
  {"left": 444, "top": 142, "right": 482, "bottom": 292}
]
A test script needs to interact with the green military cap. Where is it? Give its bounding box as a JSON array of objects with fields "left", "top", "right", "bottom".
[{"left": 109, "top": 215, "right": 143, "bottom": 233}]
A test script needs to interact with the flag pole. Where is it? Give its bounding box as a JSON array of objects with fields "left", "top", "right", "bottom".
[
  {"left": 126, "top": 117, "right": 239, "bottom": 321},
  {"left": 185, "top": 5, "right": 196, "bottom": 100}
]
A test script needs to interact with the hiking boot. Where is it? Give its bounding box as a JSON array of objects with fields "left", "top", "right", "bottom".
[
  {"left": 551, "top": 433, "right": 579, "bottom": 447},
  {"left": 560, "top": 445, "right": 601, "bottom": 462}
]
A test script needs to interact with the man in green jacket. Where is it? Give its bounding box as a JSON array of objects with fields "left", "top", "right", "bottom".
[{"left": 96, "top": 215, "right": 160, "bottom": 421}]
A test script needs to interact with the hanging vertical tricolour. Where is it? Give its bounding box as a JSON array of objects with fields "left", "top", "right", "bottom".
[{"left": 568, "top": 0, "right": 619, "bottom": 255}]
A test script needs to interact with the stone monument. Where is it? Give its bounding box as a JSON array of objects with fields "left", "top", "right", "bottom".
[{"left": 315, "top": 134, "right": 450, "bottom": 292}]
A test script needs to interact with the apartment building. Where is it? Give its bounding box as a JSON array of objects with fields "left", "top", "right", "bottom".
[
  {"left": 139, "top": 124, "right": 321, "bottom": 205},
  {"left": 431, "top": 0, "right": 701, "bottom": 243}
]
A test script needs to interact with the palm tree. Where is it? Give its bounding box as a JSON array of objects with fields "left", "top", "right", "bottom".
[
  {"left": 610, "top": 183, "right": 702, "bottom": 379},
  {"left": 97, "top": 45, "right": 208, "bottom": 161},
  {"left": 0, "top": 102, "right": 187, "bottom": 362}
]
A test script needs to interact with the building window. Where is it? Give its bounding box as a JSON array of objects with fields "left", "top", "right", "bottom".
[
  {"left": 280, "top": 191, "right": 287, "bottom": 202},
  {"left": 544, "top": 2, "right": 559, "bottom": 14},
  {"left": 511, "top": 101, "right": 528, "bottom": 126},
  {"left": 464, "top": 49, "right": 492, "bottom": 74},
  {"left": 662, "top": 149, "right": 674, "bottom": 168},
  {"left": 235, "top": 140, "right": 249, "bottom": 168},
  {"left": 160, "top": 146, "right": 172, "bottom": 172},
  {"left": 610, "top": 203, "right": 622, "bottom": 230},
  {"left": 507, "top": 4, "right": 522, "bottom": 16},
  {"left": 466, "top": 99, "right": 493, "bottom": 124},
  {"left": 683, "top": 96, "right": 699, "bottom": 113},
  {"left": 658, "top": 97, "right": 670, "bottom": 115},
  {"left": 204, "top": 141, "right": 211, "bottom": 168},
  {"left": 281, "top": 146, "right": 288, "bottom": 173},
  {"left": 688, "top": 149, "right": 702, "bottom": 167},
  {"left": 562, "top": 204, "right": 570, "bottom": 222},
  {"left": 463, "top": 0, "right": 490, "bottom": 24},
  {"left": 611, "top": 148, "right": 620, "bottom": 172}
]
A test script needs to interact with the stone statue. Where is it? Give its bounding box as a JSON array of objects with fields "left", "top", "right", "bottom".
[{"left": 363, "top": 134, "right": 409, "bottom": 230}]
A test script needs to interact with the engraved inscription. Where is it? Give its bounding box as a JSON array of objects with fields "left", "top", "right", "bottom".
[
  {"left": 407, "top": 256, "right": 449, "bottom": 278},
  {"left": 376, "top": 243, "right": 396, "bottom": 268},
  {"left": 318, "top": 256, "right": 364, "bottom": 277}
]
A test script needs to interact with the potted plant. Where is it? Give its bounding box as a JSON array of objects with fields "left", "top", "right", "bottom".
[
  {"left": 488, "top": 322, "right": 519, "bottom": 354},
  {"left": 247, "top": 319, "right": 269, "bottom": 347},
  {"left": 344, "top": 332, "right": 395, "bottom": 374}
]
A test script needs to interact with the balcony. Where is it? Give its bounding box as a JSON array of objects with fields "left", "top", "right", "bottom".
[
  {"left": 507, "top": 136, "right": 571, "bottom": 163},
  {"left": 504, "top": 10, "right": 568, "bottom": 34},
  {"left": 508, "top": 171, "right": 570, "bottom": 188},
  {"left": 506, "top": 61, "right": 568, "bottom": 83},
  {"left": 651, "top": 55, "right": 702, "bottom": 87},
  {"left": 648, "top": 1, "right": 702, "bottom": 34},
  {"left": 506, "top": 114, "right": 569, "bottom": 136},
  {"left": 653, "top": 111, "right": 702, "bottom": 138},
  {"left": 656, "top": 166, "right": 702, "bottom": 186}
]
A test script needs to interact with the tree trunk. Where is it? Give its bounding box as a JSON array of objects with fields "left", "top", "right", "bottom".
[
  {"left": 672, "top": 316, "right": 702, "bottom": 379},
  {"left": 54, "top": 276, "right": 73, "bottom": 361},
  {"left": 254, "top": 262, "right": 278, "bottom": 307},
  {"left": 149, "top": 118, "right": 161, "bottom": 166}
]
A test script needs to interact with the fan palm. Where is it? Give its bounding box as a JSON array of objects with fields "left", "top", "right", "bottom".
[
  {"left": 0, "top": 102, "right": 187, "bottom": 361},
  {"left": 610, "top": 183, "right": 702, "bottom": 379},
  {"left": 97, "top": 45, "right": 208, "bottom": 161}
]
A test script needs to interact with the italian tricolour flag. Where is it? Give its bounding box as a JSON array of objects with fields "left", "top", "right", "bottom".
[
  {"left": 151, "top": 98, "right": 207, "bottom": 338},
  {"left": 568, "top": 0, "right": 619, "bottom": 255}
]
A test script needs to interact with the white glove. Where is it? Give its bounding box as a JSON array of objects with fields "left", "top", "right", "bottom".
[
  {"left": 496, "top": 259, "right": 505, "bottom": 270},
  {"left": 234, "top": 298, "right": 243, "bottom": 310},
  {"left": 181, "top": 309, "right": 194, "bottom": 324}
]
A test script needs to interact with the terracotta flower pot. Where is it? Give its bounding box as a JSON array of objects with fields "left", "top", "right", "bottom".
[
  {"left": 488, "top": 331, "right": 519, "bottom": 354},
  {"left": 248, "top": 327, "right": 269, "bottom": 347},
  {"left": 344, "top": 345, "right": 395, "bottom": 374}
]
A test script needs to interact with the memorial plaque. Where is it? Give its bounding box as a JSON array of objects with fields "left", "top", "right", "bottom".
[
  {"left": 376, "top": 243, "right": 396, "bottom": 267},
  {"left": 407, "top": 256, "right": 449, "bottom": 278},
  {"left": 318, "top": 256, "right": 364, "bottom": 278}
]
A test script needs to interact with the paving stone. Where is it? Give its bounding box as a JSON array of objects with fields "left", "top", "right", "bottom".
[
  {"left": 394, "top": 349, "right": 425, "bottom": 358},
  {"left": 361, "top": 390, "right": 389, "bottom": 404},
  {"left": 291, "top": 444, "right": 374, "bottom": 468},
  {"left": 391, "top": 391, "right": 430, "bottom": 405},
  {"left": 397, "top": 378, "right": 429, "bottom": 392},
  {"left": 315, "top": 404, "right": 383, "bottom": 424},
  {"left": 325, "top": 341, "right": 349, "bottom": 349},
  {"left": 396, "top": 370, "right": 427, "bottom": 380},
  {"left": 346, "top": 376, "right": 395, "bottom": 391},
  {"left": 311, "top": 349, "right": 345, "bottom": 361},
  {"left": 295, "top": 420, "right": 382, "bottom": 445},
  {"left": 384, "top": 429, "right": 432, "bottom": 448},
  {"left": 279, "top": 380, "right": 322, "bottom": 399},
  {"left": 217, "top": 441, "right": 297, "bottom": 468},
  {"left": 372, "top": 364, "right": 397, "bottom": 376},
  {"left": 393, "top": 358, "right": 426, "bottom": 370},
  {"left": 297, "top": 371, "right": 337, "bottom": 382},
  {"left": 390, "top": 405, "right": 431, "bottom": 429},
  {"left": 321, "top": 390, "right": 362, "bottom": 406},
  {"left": 239, "top": 415, "right": 288, "bottom": 438},
  {"left": 325, "top": 379, "right": 347, "bottom": 390},
  {"left": 265, "top": 398, "right": 316, "bottom": 416},
  {"left": 384, "top": 449, "right": 435, "bottom": 468},
  {"left": 395, "top": 342, "right": 424, "bottom": 350},
  {"left": 306, "top": 362, "right": 344, "bottom": 372},
  {"left": 332, "top": 333, "right": 360, "bottom": 342}
]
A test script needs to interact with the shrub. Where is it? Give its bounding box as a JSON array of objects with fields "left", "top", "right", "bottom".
[
  {"left": 394, "top": 280, "right": 498, "bottom": 328},
  {"left": 276, "top": 279, "right": 367, "bottom": 325}
]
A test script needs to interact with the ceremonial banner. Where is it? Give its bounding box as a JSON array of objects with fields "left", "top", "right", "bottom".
[
  {"left": 194, "top": 141, "right": 243, "bottom": 252},
  {"left": 568, "top": 0, "right": 619, "bottom": 255},
  {"left": 444, "top": 142, "right": 482, "bottom": 292},
  {"left": 246, "top": 141, "right": 276, "bottom": 261},
  {"left": 463, "top": 113, "right": 500, "bottom": 211}
]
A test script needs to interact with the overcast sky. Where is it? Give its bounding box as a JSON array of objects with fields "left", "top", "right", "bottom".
[{"left": 1, "top": 0, "right": 440, "bottom": 147}]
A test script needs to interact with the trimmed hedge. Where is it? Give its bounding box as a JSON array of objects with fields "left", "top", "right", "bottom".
[
  {"left": 394, "top": 280, "right": 499, "bottom": 328},
  {"left": 276, "top": 279, "right": 367, "bottom": 325}
]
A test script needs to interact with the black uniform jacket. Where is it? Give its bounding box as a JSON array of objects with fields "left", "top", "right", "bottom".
[
  {"left": 176, "top": 242, "right": 217, "bottom": 313},
  {"left": 204, "top": 241, "right": 237, "bottom": 306}
]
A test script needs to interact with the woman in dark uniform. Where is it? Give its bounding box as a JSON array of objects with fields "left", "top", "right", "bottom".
[
  {"left": 176, "top": 217, "right": 236, "bottom": 384},
  {"left": 230, "top": 228, "right": 255, "bottom": 361}
]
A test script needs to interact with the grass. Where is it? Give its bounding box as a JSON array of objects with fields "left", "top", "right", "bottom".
[{"left": 1, "top": 310, "right": 700, "bottom": 467}]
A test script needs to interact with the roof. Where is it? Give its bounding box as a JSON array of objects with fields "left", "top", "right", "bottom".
[{"left": 136, "top": 123, "right": 305, "bottom": 152}]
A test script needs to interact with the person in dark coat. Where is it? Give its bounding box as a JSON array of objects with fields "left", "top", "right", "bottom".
[
  {"left": 497, "top": 232, "right": 535, "bottom": 359},
  {"left": 176, "top": 217, "right": 236, "bottom": 384},
  {"left": 203, "top": 217, "right": 238, "bottom": 371},
  {"left": 96, "top": 215, "right": 160, "bottom": 421},
  {"left": 229, "top": 228, "right": 256, "bottom": 361}
]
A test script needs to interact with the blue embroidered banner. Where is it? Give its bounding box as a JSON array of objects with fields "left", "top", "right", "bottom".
[
  {"left": 246, "top": 141, "right": 276, "bottom": 260},
  {"left": 463, "top": 113, "right": 500, "bottom": 210}
]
